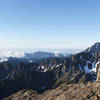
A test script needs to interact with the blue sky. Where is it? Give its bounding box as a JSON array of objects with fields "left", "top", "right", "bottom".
[{"left": 0, "top": 0, "right": 100, "bottom": 49}]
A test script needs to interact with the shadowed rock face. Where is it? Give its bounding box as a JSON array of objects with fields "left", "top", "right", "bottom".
[{"left": 3, "top": 82, "right": 100, "bottom": 100}]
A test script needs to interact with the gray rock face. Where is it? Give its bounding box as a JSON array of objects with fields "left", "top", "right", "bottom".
[{"left": 96, "top": 63, "right": 100, "bottom": 82}]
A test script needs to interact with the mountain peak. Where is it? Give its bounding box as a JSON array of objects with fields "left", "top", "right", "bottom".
[
  {"left": 86, "top": 42, "right": 100, "bottom": 54},
  {"left": 94, "top": 42, "right": 100, "bottom": 47}
]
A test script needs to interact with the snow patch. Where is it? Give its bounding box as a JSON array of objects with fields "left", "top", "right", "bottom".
[
  {"left": 43, "top": 68, "right": 48, "bottom": 72},
  {"left": 90, "top": 62, "right": 96, "bottom": 72},
  {"left": 84, "top": 64, "right": 90, "bottom": 73},
  {"left": 41, "top": 65, "right": 45, "bottom": 69},
  {"left": 29, "top": 60, "right": 33, "bottom": 63},
  {"left": 56, "top": 63, "right": 62, "bottom": 68}
]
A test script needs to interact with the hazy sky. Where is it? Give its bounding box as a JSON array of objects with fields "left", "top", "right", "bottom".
[{"left": 0, "top": 0, "right": 100, "bottom": 49}]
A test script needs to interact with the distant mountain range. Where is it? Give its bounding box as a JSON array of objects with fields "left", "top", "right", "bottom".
[
  {"left": 24, "top": 51, "right": 64, "bottom": 59},
  {"left": 1, "top": 42, "right": 100, "bottom": 100},
  {"left": 0, "top": 49, "right": 82, "bottom": 62}
]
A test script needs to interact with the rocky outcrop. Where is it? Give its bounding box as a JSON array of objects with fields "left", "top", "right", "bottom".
[
  {"left": 96, "top": 67, "right": 100, "bottom": 82},
  {"left": 3, "top": 82, "right": 100, "bottom": 100},
  {"left": 96, "top": 61, "right": 100, "bottom": 82},
  {"left": 3, "top": 89, "right": 39, "bottom": 100}
]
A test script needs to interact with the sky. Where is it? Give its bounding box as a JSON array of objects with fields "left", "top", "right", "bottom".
[{"left": 0, "top": 0, "right": 100, "bottom": 49}]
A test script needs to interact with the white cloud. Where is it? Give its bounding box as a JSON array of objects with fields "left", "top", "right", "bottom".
[
  {"left": 2, "top": 51, "right": 25, "bottom": 58},
  {"left": 54, "top": 50, "right": 60, "bottom": 57}
]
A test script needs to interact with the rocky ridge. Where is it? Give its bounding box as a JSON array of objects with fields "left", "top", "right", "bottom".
[
  {"left": 3, "top": 60, "right": 100, "bottom": 100},
  {"left": 3, "top": 81, "right": 100, "bottom": 100}
]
